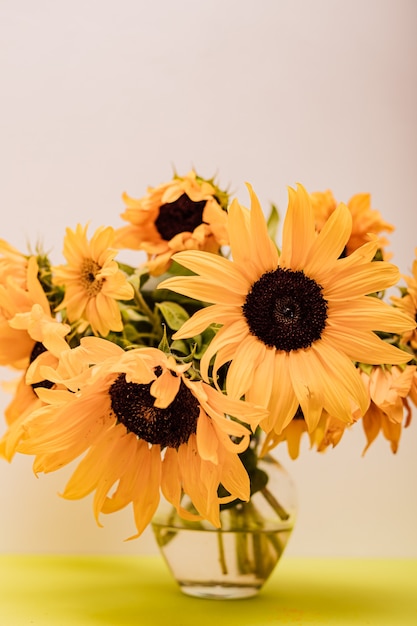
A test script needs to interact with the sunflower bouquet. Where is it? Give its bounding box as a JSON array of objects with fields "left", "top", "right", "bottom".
[{"left": 0, "top": 169, "right": 416, "bottom": 553}]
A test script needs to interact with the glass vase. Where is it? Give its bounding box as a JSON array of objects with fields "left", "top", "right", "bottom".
[{"left": 151, "top": 455, "right": 297, "bottom": 599}]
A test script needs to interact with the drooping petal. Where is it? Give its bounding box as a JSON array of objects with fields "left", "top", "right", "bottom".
[
  {"left": 262, "top": 352, "right": 299, "bottom": 434},
  {"left": 202, "top": 383, "right": 267, "bottom": 427},
  {"left": 130, "top": 442, "right": 162, "bottom": 539},
  {"left": 196, "top": 408, "right": 219, "bottom": 463},
  {"left": 311, "top": 339, "right": 368, "bottom": 418},
  {"left": 362, "top": 403, "right": 382, "bottom": 454},
  {"left": 161, "top": 448, "right": 203, "bottom": 522},
  {"left": 61, "top": 425, "right": 138, "bottom": 527},
  {"left": 218, "top": 447, "right": 250, "bottom": 503},
  {"left": 288, "top": 350, "right": 324, "bottom": 431},
  {"left": 245, "top": 345, "right": 276, "bottom": 408},
  {"left": 150, "top": 369, "right": 181, "bottom": 408},
  {"left": 226, "top": 334, "right": 264, "bottom": 399}
]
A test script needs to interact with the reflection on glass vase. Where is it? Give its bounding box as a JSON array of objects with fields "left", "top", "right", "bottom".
[{"left": 152, "top": 454, "right": 297, "bottom": 599}]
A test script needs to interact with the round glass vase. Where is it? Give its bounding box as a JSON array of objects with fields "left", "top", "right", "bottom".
[{"left": 151, "top": 455, "right": 297, "bottom": 600}]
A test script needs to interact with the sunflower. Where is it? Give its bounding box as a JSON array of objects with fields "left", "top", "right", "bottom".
[
  {"left": 0, "top": 253, "right": 70, "bottom": 451},
  {"left": 0, "top": 256, "right": 63, "bottom": 369},
  {"left": 310, "top": 189, "right": 394, "bottom": 257},
  {"left": 357, "top": 365, "right": 416, "bottom": 453},
  {"left": 391, "top": 248, "right": 417, "bottom": 350},
  {"left": 159, "top": 184, "right": 414, "bottom": 437},
  {"left": 0, "top": 280, "right": 71, "bottom": 461},
  {"left": 16, "top": 339, "right": 267, "bottom": 537},
  {"left": 114, "top": 170, "right": 229, "bottom": 276},
  {"left": 53, "top": 224, "right": 134, "bottom": 337}
]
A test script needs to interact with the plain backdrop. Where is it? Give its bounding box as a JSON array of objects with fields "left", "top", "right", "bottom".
[{"left": 0, "top": 0, "right": 416, "bottom": 558}]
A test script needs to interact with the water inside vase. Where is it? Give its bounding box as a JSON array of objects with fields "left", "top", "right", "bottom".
[{"left": 153, "top": 522, "right": 292, "bottom": 599}]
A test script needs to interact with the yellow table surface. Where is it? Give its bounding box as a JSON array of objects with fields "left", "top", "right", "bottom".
[{"left": 0, "top": 555, "right": 416, "bottom": 625}]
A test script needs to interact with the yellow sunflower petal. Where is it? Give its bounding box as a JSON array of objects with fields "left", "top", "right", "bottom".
[
  {"left": 202, "top": 383, "right": 267, "bottom": 426},
  {"left": 288, "top": 350, "right": 324, "bottom": 431},
  {"left": 150, "top": 369, "right": 181, "bottom": 408},
  {"left": 196, "top": 408, "right": 219, "bottom": 463},
  {"left": 226, "top": 334, "right": 264, "bottom": 400},
  {"left": 218, "top": 448, "right": 250, "bottom": 503},
  {"left": 227, "top": 198, "right": 262, "bottom": 284},
  {"left": 324, "top": 327, "right": 412, "bottom": 364},
  {"left": 280, "top": 184, "right": 316, "bottom": 270},
  {"left": 171, "top": 250, "right": 250, "bottom": 295},
  {"left": 329, "top": 296, "right": 415, "bottom": 333},
  {"left": 312, "top": 339, "right": 367, "bottom": 417},
  {"left": 159, "top": 275, "right": 244, "bottom": 306},
  {"left": 130, "top": 442, "right": 161, "bottom": 539},
  {"left": 101, "top": 435, "right": 146, "bottom": 515},
  {"left": 172, "top": 304, "right": 239, "bottom": 340},
  {"left": 200, "top": 318, "right": 249, "bottom": 383},
  {"left": 380, "top": 414, "right": 402, "bottom": 453},
  {"left": 245, "top": 346, "right": 276, "bottom": 408},
  {"left": 61, "top": 425, "right": 130, "bottom": 520},
  {"left": 324, "top": 262, "right": 400, "bottom": 300},
  {"left": 246, "top": 183, "right": 280, "bottom": 273},
  {"left": 304, "top": 204, "right": 352, "bottom": 275},
  {"left": 362, "top": 405, "right": 382, "bottom": 454},
  {"left": 262, "top": 352, "right": 299, "bottom": 434}
]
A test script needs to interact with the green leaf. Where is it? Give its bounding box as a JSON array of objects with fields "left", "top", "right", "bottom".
[
  {"left": 192, "top": 325, "right": 219, "bottom": 358},
  {"left": 156, "top": 301, "right": 190, "bottom": 330},
  {"left": 267, "top": 203, "right": 280, "bottom": 242},
  {"left": 158, "top": 326, "right": 171, "bottom": 354},
  {"left": 167, "top": 260, "right": 196, "bottom": 276},
  {"left": 117, "top": 261, "right": 136, "bottom": 276},
  {"left": 170, "top": 339, "right": 192, "bottom": 355},
  {"left": 127, "top": 274, "right": 140, "bottom": 291}
]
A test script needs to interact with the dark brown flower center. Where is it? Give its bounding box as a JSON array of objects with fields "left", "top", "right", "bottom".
[
  {"left": 242, "top": 268, "right": 328, "bottom": 351},
  {"left": 109, "top": 371, "right": 199, "bottom": 448},
  {"left": 80, "top": 259, "right": 105, "bottom": 296},
  {"left": 155, "top": 193, "right": 207, "bottom": 241},
  {"left": 29, "top": 342, "right": 54, "bottom": 390}
]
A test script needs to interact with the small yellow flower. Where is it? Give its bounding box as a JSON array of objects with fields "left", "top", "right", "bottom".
[
  {"left": 15, "top": 340, "right": 267, "bottom": 537},
  {"left": 114, "top": 170, "right": 229, "bottom": 276},
  {"left": 53, "top": 224, "right": 134, "bottom": 337}
]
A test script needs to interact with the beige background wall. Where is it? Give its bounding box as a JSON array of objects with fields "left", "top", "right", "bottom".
[{"left": 0, "top": 0, "right": 416, "bottom": 557}]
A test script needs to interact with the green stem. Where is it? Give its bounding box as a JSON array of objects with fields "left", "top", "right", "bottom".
[
  {"left": 217, "top": 531, "right": 228, "bottom": 575},
  {"left": 134, "top": 288, "right": 157, "bottom": 323},
  {"left": 133, "top": 288, "right": 164, "bottom": 344},
  {"left": 261, "top": 486, "right": 290, "bottom": 521}
]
